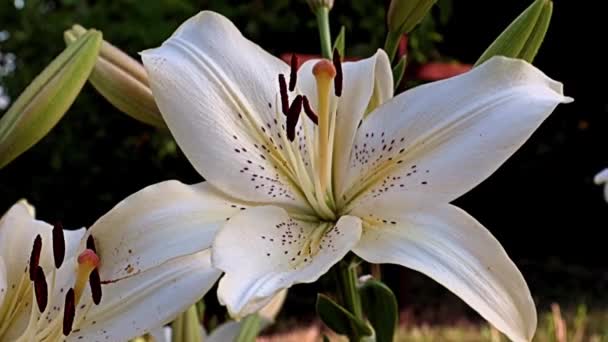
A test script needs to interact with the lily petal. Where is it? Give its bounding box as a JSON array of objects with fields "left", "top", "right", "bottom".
[
  {"left": 342, "top": 56, "right": 572, "bottom": 209},
  {"left": 213, "top": 206, "right": 361, "bottom": 317},
  {"left": 69, "top": 250, "right": 221, "bottom": 342},
  {"left": 142, "top": 11, "right": 310, "bottom": 212},
  {"left": 352, "top": 202, "right": 536, "bottom": 342},
  {"left": 84, "top": 180, "right": 246, "bottom": 282},
  {"left": 594, "top": 168, "right": 608, "bottom": 203},
  {"left": 0, "top": 201, "right": 52, "bottom": 287},
  {"left": 0, "top": 257, "right": 6, "bottom": 309}
]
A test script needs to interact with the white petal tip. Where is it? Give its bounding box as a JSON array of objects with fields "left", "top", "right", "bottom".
[
  {"left": 561, "top": 96, "right": 574, "bottom": 104},
  {"left": 594, "top": 168, "right": 608, "bottom": 184}
]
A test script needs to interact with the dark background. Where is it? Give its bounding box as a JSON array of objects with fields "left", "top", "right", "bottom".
[{"left": 1, "top": 0, "right": 606, "bottom": 321}]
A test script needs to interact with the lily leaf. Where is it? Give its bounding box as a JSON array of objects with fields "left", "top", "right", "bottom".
[
  {"left": 392, "top": 55, "right": 407, "bottom": 90},
  {"left": 475, "top": 0, "right": 553, "bottom": 66},
  {"left": 333, "top": 26, "right": 346, "bottom": 58},
  {"left": 316, "top": 293, "right": 373, "bottom": 337},
  {"left": 359, "top": 278, "right": 399, "bottom": 342}
]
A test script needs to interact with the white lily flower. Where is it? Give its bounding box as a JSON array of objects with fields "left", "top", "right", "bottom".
[
  {"left": 0, "top": 183, "right": 221, "bottom": 341},
  {"left": 594, "top": 168, "right": 608, "bottom": 202},
  {"left": 141, "top": 11, "right": 571, "bottom": 342}
]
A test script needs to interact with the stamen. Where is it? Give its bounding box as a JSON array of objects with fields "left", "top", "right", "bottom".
[
  {"left": 86, "top": 235, "right": 97, "bottom": 253},
  {"left": 302, "top": 96, "right": 319, "bottom": 125},
  {"left": 332, "top": 49, "right": 343, "bottom": 97},
  {"left": 89, "top": 268, "right": 102, "bottom": 305},
  {"left": 29, "top": 234, "right": 42, "bottom": 281},
  {"left": 33, "top": 265, "right": 48, "bottom": 312},
  {"left": 52, "top": 222, "right": 65, "bottom": 269},
  {"left": 75, "top": 249, "right": 100, "bottom": 303},
  {"left": 289, "top": 54, "right": 298, "bottom": 91},
  {"left": 286, "top": 95, "right": 303, "bottom": 141},
  {"left": 63, "top": 288, "right": 75, "bottom": 336},
  {"left": 278, "top": 74, "right": 289, "bottom": 115}
]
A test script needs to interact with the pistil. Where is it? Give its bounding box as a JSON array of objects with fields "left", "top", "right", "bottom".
[
  {"left": 74, "top": 249, "right": 100, "bottom": 303},
  {"left": 312, "top": 60, "right": 336, "bottom": 199}
]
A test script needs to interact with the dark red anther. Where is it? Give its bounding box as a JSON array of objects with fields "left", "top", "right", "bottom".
[
  {"left": 332, "top": 49, "right": 343, "bottom": 97},
  {"left": 302, "top": 96, "right": 318, "bottom": 125},
  {"left": 33, "top": 265, "right": 48, "bottom": 313},
  {"left": 289, "top": 54, "right": 298, "bottom": 91},
  {"left": 89, "top": 268, "right": 102, "bottom": 305},
  {"left": 278, "top": 74, "right": 289, "bottom": 115},
  {"left": 52, "top": 222, "right": 65, "bottom": 269},
  {"left": 286, "top": 95, "right": 303, "bottom": 141},
  {"left": 86, "top": 235, "right": 97, "bottom": 253},
  {"left": 29, "top": 234, "right": 42, "bottom": 281},
  {"left": 63, "top": 288, "right": 75, "bottom": 336}
]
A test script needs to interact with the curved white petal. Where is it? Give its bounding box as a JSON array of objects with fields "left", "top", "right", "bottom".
[
  {"left": 343, "top": 56, "right": 572, "bottom": 209},
  {"left": 594, "top": 168, "right": 608, "bottom": 203},
  {"left": 142, "top": 11, "right": 310, "bottom": 212},
  {"left": 85, "top": 180, "right": 246, "bottom": 282},
  {"left": 68, "top": 250, "right": 220, "bottom": 341},
  {"left": 352, "top": 203, "right": 536, "bottom": 342},
  {"left": 0, "top": 257, "right": 6, "bottom": 310},
  {"left": 213, "top": 206, "right": 361, "bottom": 317},
  {"left": 0, "top": 201, "right": 52, "bottom": 281}
]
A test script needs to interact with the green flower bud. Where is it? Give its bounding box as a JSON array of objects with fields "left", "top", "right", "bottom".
[
  {"left": 0, "top": 30, "right": 101, "bottom": 169},
  {"left": 475, "top": 0, "right": 553, "bottom": 66},
  {"left": 387, "top": 0, "right": 437, "bottom": 34},
  {"left": 307, "top": 0, "right": 334, "bottom": 12},
  {"left": 65, "top": 25, "right": 165, "bottom": 129}
]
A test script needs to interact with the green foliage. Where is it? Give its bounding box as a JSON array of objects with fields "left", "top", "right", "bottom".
[
  {"left": 234, "top": 314, "right": 262, "bottom": 342},
  {"left": 359, "top": 279, "right": 399, "bottom": 342},
  {"left": 316, "top": 293, "right": 372, "bottom": 338}
]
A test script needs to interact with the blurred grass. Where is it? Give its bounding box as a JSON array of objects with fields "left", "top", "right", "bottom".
[{"left": 258, "top": 304, "right": 608, "bottom": 342}]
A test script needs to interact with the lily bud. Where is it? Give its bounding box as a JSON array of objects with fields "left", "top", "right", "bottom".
[
  {"left": 387, "top": 0, "right": 437, "bottom": 35},
  {"left": 307, "top": 0, "right": 334, "bottom": 11},
  {"left": 0, "top": 30, "right": 101, "bottom": 169},
  {"left": 475, "top": 0, "right": 553, "bottom": 66},
  {"left": 64, "top": 25, "right": 165, "bottom": 128}
]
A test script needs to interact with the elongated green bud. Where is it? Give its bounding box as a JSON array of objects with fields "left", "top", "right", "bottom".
[
  {"left": 0, "top": 30, "right": 101, "bottom": 169},
  {"left": 65, "top": 25, "right": 165, "bottom": 128},
  {"left": 384, "top": 0, "right": 436, "bottom": 62},
  {"left": 475, "top": 0, "right": 553, "bottom": 66},
  {"left": 387, "top": 0, "right": 437, "bottom": 34}
]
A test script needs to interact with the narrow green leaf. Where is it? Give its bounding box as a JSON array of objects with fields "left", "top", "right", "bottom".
[
  {"left": 316, "top": 294, "right": 372, "bottom": 337},
  {"left": 359, "top": 279, "right": 399, "bottom": 342},
  {"left": 392, "top": 55, "right": 407, "bottom": 90},
  {"left": 322, "top": 335, "right": 331, "bottom": 342},
  {"left": 332, "top": 26, "right": 346, "bottom": 58},
  {"left": 475, "top": 0, "right": 552, "bottom": 66},
  {"left": 0, "top": 30, "right": 102, "bottom": 169},
  {"left": 234, "top": 314, "right": 262, "bottom": 342},
  {"left": 519, "top": 0, "right": 553, "bottom": 62}
]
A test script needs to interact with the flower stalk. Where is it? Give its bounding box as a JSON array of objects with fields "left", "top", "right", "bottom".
[
  {"left": 315, "top": 7, "right": 333, "bottom": 59},
  {"left": 336, "top": 260, "right": 364, "bottom": 341}
]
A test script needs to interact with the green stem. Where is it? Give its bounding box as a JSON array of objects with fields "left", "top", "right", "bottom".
[
  {"left": 171, "top": 305, "right": 202, "bottom": 342},
  {"left": 336, "top": 260, "right": 364, "bottom": 341},
  {"left": 315, "top": 7, "right": 333, "bottom": 59},
  {"left": 383, "top": 30, "right": 402, "bottom": 63}
]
